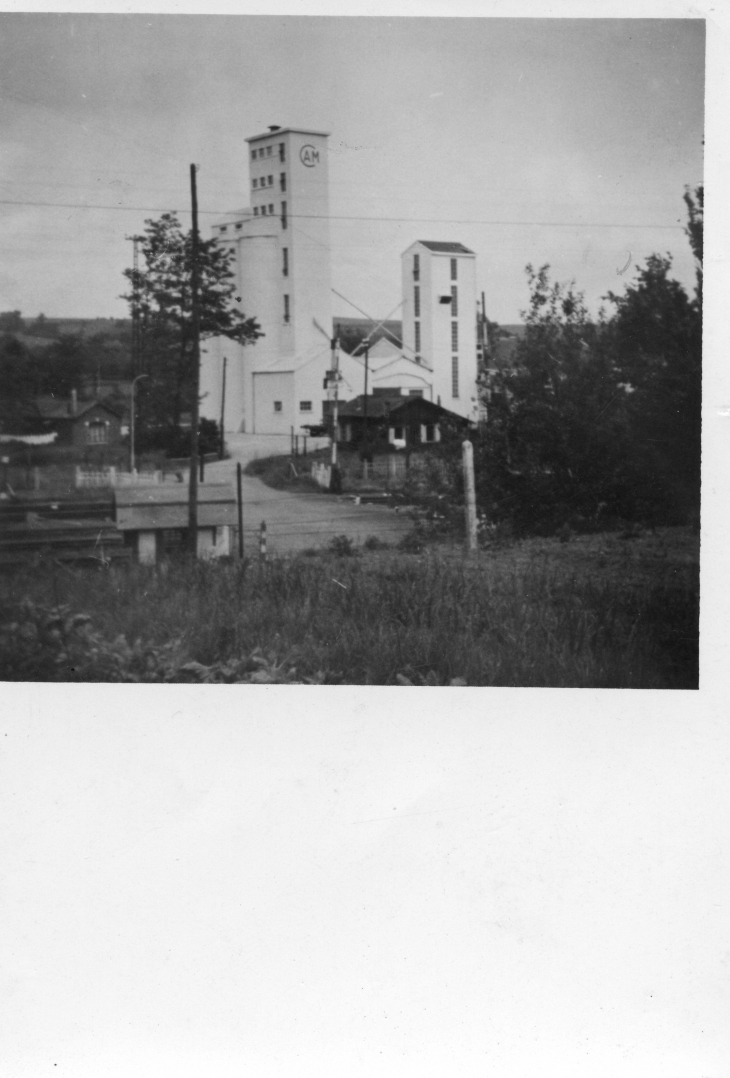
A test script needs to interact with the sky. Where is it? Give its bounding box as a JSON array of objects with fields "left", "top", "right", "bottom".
[{"left": 0, "top": 15, "right": 705, "bottom": 325}]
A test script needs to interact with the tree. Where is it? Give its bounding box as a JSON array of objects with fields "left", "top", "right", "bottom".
[
  {"left": 475, "top": 265, "right": 634, "bottom": 534},
  {"left": 604, "top": 252, "right": 701, "bottom": 522},
  {"left": 123, "top": 213, "right": 262, "bottom": 447},
  {"left": 683, "top": 183, "right": 703, "bottom": 303},
  {"left": 0, "top": 310, "right": 24, "bottom": 333}
]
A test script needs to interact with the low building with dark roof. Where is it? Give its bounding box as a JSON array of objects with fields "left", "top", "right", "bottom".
[{"left": 335, "top": 392, "right": 469, "bottom": 451}]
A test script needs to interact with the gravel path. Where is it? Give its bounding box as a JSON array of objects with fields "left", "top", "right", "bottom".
[{"left": 201, "top": 434, "right": 413, "bottom": 555}]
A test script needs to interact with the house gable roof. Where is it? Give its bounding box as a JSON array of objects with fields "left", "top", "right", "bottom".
[
  {"left": 34, "top": 397, "right": 122, "bottom": 421},
  {"left": 337, "top": 394, "right": 467, "bottom": 423}
]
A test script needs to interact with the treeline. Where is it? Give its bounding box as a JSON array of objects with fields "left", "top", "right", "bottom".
[
  {"left": 0, "top": 328, "right": 133, "bottom": 426},
  {"left": 473, "top": 187, "right": 702, "bottom": 534}
]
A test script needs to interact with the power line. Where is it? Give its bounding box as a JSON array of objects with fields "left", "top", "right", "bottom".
[{"left": 0, "top": 197, "right": 685, "bottom": 230}]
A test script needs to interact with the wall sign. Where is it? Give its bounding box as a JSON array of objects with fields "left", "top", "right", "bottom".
[{"left": 300, "top": 144, "right": 320, "bottom": 167}]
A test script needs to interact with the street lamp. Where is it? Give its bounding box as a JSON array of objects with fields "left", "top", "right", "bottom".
[{"left": 129, "top": 373, "right": 149, "bottom": 474}]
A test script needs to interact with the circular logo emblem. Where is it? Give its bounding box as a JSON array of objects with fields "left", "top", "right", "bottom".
[{"left": 300, "top": 144, "right": 320, "bottom": 167}]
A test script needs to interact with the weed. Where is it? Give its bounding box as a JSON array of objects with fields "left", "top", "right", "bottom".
[
  {"left": 0, "top": 528, "right": 699, "bottom": 687},
  {"left": 329, "top": 534, "right": 357, "bottom": 557}
]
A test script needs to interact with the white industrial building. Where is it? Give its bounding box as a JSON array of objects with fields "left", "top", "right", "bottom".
[{"left": 200, "top": 125, "right": 480, "bottom": 434}]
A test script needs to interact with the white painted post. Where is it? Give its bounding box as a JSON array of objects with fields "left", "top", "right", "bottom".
[{"left": 462, "top": 439, "right": 478, "bottom": 553}]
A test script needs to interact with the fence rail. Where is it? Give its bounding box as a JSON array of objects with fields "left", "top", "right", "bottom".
[{"left": 75, "top": 466, "right": 163, "bottom": 489}]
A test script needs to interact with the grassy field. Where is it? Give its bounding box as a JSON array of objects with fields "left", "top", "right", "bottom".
[{"left": 0, "top": 526, "right": 698, "bottom": 687}]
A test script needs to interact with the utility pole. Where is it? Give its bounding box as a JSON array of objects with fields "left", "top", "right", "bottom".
[
  {"left": 330, "top": 326, "right": 341, "bottom": 468},
  {"left": 126, "top": 235, "right": 142, "bottom": 377},
  {"left": 187, "top": 163, "right": 201, "bottom": 558},
  {"left": 219, "top": 355, "right": 227, "bottom": 460},
  {"left": 363, "top": 337, "right": 369, "bottom": 427}
]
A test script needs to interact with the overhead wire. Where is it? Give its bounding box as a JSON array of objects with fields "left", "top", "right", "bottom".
[{"left": 0, "top": 197, "right": 685, "bottom": 230}]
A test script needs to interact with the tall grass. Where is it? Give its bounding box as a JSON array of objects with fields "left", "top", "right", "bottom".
[{"left": 0, "top": 546, "right": 698, "bottom": 687}]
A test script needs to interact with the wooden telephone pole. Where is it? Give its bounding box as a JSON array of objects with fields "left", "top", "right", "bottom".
[{"left": 187, "top": 164, "right": 202, "bottom": 557}]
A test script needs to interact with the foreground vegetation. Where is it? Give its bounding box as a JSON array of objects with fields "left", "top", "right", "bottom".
[{"left": 0, "top": 528, "right": 698, "bottom": 687}]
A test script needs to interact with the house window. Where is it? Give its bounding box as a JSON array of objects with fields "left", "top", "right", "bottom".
[
  {"left": 266, "top": 146, "right": 272, "bottom": 157},
  {"left": 413, "top": 253, "right": 420, "bottom": 280},
  {"left": 414, "top": 321, "right": 421, "bottom": 352},
  {"left": 268, "top": 175, "right": 273, "bottom": 186},
  {"left": 283, "top": 294, "right": 290, "bottom": 323},
  {"left": 251, "top": 149, "right": 257, "bottom": 160},
  {"left": 280, "top": 172, "right": 286, "bottom": 191},
  {"left": 452, "top": 356, "right": 459, "bottom": 398},
  {"left": 252, "top": 178, "right": 258, "bottom": 188},
  {"left": 274, "top": 401, "right": 282, "bottom": 412},
  {"left": 414, "top": 286, "right": 420, "bottom": 317},
  {"left": 299, "top": 401, "right": 312, "bottom": 412},
  {"left": 281, "top": 201, "right": 287, "bottom": 229},
  {"left": 260, "top": 205, "right": 266, "bottom": 216},
  {"left": 409, "top": 389, "right": 423, "bottom": 397},
  {"left": 282, "top": 247, "right": 288, "bottom": 276},
  {"left": 451, "top": 258, "right": 457, "bottom": 281},
  {"left": 451, "top": 286, "right": 458, "bottom": 316},
  {"left": 425, "top": 423, "right": 435, "bottom": 441},
  {"left": 235, "top": 223, "right": 242, "bottom": 230},
  {"left": 254, "top": 207, "right": 259, "bottom": 216},
  {"left": 268, "top": 204, "right": 274, "bottom": 214},
  {"left": 220, "top": 225, "right": 227, "bottom": 233},
  {"left": 451, "top": 321, "right": 458, "bottom": 350},
  {"left": 279, "top": 142, "right": 285, "bottom": 161},
  {"left": 86, "top": 420, "right": 108, "bottom": 444}
]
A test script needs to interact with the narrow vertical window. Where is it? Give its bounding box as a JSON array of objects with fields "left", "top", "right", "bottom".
[
  {"left": 268, "top": 175, "right": 273, "bottom": 186},
  {"left": 251, "top": 149, "right": 257, "bottom": 160},
  {"left": 280, "top": 172, "right": 286, "bottom": 192},
  {"left": 281, "top": 201, "right": 287, "bottom": 229},
  {"left": 451, "top": 321, "right": 458, "bottom": 351},
  {"left": 414, "top": 321, "right": 421, "bottom": 353},
  {"left": 413, "top": 253, "right": 420, "bottom": 280},
  {"left": 252, "top": 178, "right": 258, "bottom": 189},
  {"left": 450, "top": 258, "right": 457, "bottom": 281},
  {"left": 279, "top": 142, "right": 285, "bottom": 161},
  {"left": 266, "top": 146, "right": 272, "bottom": 157},
  {"left": 451, "top": 286, "right": 458, "bottom": 317},
  {"left": 260, "top": 205, "right": 266, "bottom": 216},
  {"left": 414, "top": 286, "right": 420, "bottom": 317},
  {"left": 268, "top": 204, "right": 274, "bottom": 214},
  {"left": 452, "top": 356, "right": 459, "bottom": 398},
  {"left": 284, "top": 294, "right": 290, "bottom": 323},
  {"left": 282, "top": 247, "right": 288, "bottom": 276}
]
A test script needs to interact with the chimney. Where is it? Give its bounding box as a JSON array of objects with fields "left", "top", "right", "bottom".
[
  {"left": 70, "top": 388, "right": 77, "bottom": 415},
  {"left": 268, "top": 125, "right": 281, "bottom": 131}
]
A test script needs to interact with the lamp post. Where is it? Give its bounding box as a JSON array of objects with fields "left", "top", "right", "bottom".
[{"left": 129, "top": 373, "right": 149, "bottom": 474}]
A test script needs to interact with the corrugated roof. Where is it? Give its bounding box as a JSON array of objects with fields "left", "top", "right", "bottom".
[{"left": 416, "top": 241, "right": 474, "bottom": 254}]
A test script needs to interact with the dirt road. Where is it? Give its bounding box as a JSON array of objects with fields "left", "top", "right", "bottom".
[{"left": 202, "top": 434, "right": 413, "bottom": 555}]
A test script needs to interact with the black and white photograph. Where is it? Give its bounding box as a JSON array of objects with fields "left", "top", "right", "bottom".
[{"left": 0, "top": 11, "right": 706, "bottom": 688}]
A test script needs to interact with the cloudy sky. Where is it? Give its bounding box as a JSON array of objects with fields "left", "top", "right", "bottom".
[{"left": 0, "top": 15, "right": 705, "bottom": 324}]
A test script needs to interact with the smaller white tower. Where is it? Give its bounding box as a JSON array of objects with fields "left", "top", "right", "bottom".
[{"left": 401, "top": 241, "right": 478, "bottom": 421}]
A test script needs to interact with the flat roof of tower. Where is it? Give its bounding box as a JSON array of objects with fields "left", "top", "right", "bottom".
[
  {"left": 246, "top": 127, "right": 330, "bottom": 143},
  {"left": 416, "top": 241, "right": 475, "bottom": 254}
]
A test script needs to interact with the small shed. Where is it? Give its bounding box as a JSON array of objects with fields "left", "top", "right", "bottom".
[{"left": 114, "top": 483, "right": 236, "bottom": 564}]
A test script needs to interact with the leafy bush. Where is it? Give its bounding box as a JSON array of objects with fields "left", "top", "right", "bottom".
[{"left": 329, "top": 534, "right": 357, "bottom": 557}]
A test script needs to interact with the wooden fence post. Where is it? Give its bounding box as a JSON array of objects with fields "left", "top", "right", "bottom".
[{"left": 462, "top": 440, "right": 478, "bottom": 554}]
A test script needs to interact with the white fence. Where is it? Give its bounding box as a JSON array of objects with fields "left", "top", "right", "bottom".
[{"left": 75, "top": 467, "right": 163, "bottom": 489}]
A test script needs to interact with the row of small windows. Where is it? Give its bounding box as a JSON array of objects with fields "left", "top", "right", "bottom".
[
  {"left": 412, "top": 253, "right": 458, "bottom": 281},
  {"left": 253, "top": 201, "right": 287, "bottom": 227},
  {"left": 253, "top": 173, "right": 286, "bottom": 191},
  {"left": 251, "top": 143, "right": 285, "bottom": 161},
  {"left": 273, "top": 400, "right": 313, "bottom": 414},
  {"left": 452, "top": 356, "right": 459, "bottom": 398}
]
